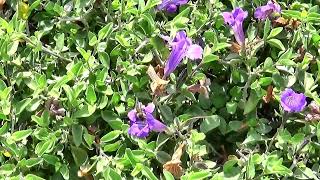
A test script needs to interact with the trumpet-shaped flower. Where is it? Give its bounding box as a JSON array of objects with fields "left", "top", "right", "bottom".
[
  {"left": 127, "top": 103, "right": 166, "bottom": 138},
  {"left": 280, "top": 88, "right": 307, "bottom": 113},
  {"left": 254, "top": 1, "right": 281, "bottom": 20},
  {"left": 222, "top": 7, "right": 248, "bottom": 46},
  {"left": 157, "top": 0, "right": 188, "bottom": 13},
  {"left": 163, "top": 31, "right": 203, "bottom": 78}
]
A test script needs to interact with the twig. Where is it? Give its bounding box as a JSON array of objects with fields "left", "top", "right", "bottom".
[
  {"left": 282, "top": 133, "right": 316, "bottom": 180},
  {"left": 23, "top": 36, "right": 72, "bottom": 62},
  {"left": 134, "top": 39, "right": 149, "bottom": 54},
  {"left": 265, "top": 112, "right": 288, "bottom": 153}
]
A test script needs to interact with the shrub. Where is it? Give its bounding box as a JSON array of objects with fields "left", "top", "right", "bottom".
[{"left": 1, "top": 0, "right": 320, "bottom": 179}]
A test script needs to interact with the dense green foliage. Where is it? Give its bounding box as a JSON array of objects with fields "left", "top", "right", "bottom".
[{"left": 2, "top": 0, "right": 320, "bottom": 179}]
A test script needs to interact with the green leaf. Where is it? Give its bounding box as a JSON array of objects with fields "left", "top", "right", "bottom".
[
  {"left": 115, "top": 34, "right": 130, "bottom": 47},
  {"left": 159, "top": 105, "right": 173, "bottom": 123},
  {"left": 267, "top": 39, "right": 285, "bottom": 51},
  {"left": 0, "top": 122, "right": 9, "bottom": 136},
  {"left": 88, "top": 31, "right": 98, "bottom": 46},
  {"left": 25, "top": 158, "right": 43, "bottom": 168},
  {"left": 143, "top": 0, "right": 161, "bottom": 12},
  {"left": 267, "top": 27, "right": 283, "bottom": 39},
  {"left": 142, "top": 165, "right": 158, "bottom": 180},
  {"left": 98, "top": 22, "right": 113, "bottom": 41},
  {"left": 35, "top": 140, "right": 54, "bottom": 156},
  {"left": 71, "top": 146, "right": 88, "bottom": 166},
  {"left": 72, "top": 124, "right": 83, "bottom": 147},
  {"left": 25, "top": 174, "right": 45, "bottom": 180},
  {"left": 200, "top": 115, "right": 222, "bottom": 133},
  {"left": 243, "top": 92, "right": 260, "bottom": 115},
  {"left": 73, "top": 104, "right": 96, "bottom": 118},
  {"left": 203, "top": 54, "right": 219, "bottom": 64},
  {"left": 15, "top": 98, "right": 32, "bottom": 115},
  {"left": 98, "top": 52, "right": 110, "bottom": 69},
  {"left": 226, "top": 102, "right": 237, "bottom": 114},
  {"left": 7, "top": 41, "right": 19, "bottom": 56},
  {"left": 163, "top": 170, "right": 175, "bottom": 180},
  {"left": 0, "top": 164, "right": 15, "bottom": 175},
  {"left": 60, "top": 164, "right": 69, "bottom": 180},
  {"left": 55, "top": 33, "right": 64, "bottom": 51},
  {"left": 31, "top": 115, "right": 49, "bottom": 127},
  {"left": 101, "top": 110, "right": 123, "bottom": 130},
  {"left": 11, "top": 129, "right": 32, "bottom": 141},
  {"left": 104, "top": 140, "right": 122, "bottom": 152},
  {"left": 100, "top": 130, "right": 122, "bottom": 143},
  {"left": 43, "top": 154, "right": 59, "bottom": 165},
  {"left": 85, "top": 85, "right": 97, "bottom": 105},
  {"left": 188, "top": 171, "right": 212, "bottom": 180},
  {"left": 263, "top": 18, "right": 271, "bottom": 41},
  {"left": 229, "top": 121, "right": 242, "bottom": 131},
  {"left": 282, "top": 10, "right": 301, "bottom": 19}
]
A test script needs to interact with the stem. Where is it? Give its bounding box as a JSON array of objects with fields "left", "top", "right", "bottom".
[
  {"left": 266, "top": 112, "right": 288, "bottom": 153},
  {"left": 282, "top": 133, "right": 316, "bottom": 180},
  {"left": 134, "top": 39, "right": 149, "bottom": 54},
  {"left": 23, "top": 36, "right": 72, "bottom": 62}
]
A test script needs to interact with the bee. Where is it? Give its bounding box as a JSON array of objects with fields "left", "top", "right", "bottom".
[{"left": 135, "top": 101, "right": 146, "bottom": 120}]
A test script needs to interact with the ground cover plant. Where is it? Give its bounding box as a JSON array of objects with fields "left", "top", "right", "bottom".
[{"left": 1, "top": 0, "right": 320, "bottom": 179}]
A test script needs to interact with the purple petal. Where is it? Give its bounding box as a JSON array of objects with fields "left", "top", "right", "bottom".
[
  {"left": 144, "top": 103, "right": 155, "bottom": 113},
  {"left": 280, "top": 88, "right": 307, "bottom": 113},
  {"left": 222, "top": 12, "right": 234, "bottom": 26},
  {"left": 174, "top": 0, "right": 188, "bottom": 5},
  {"left": 157, "top": 0, "right": 188, "bottom": 12},
  {"left": 232, "top": 22, "right": 245, "bottom": 46},
  {"left": 186, "top": 44, "right": 203, "bottom": 60},
  {"left": 128, "top": 109, "right": 137, "bottom": 122},
  {"left": 163, "top": 31, "right": 191, "bottom": 78},
  {"left": 255, "top": 1, "right": 281, "bottom": 20},
  {"left": 233, "top": 7, "right": 248, "bottom": 22},
  {"left": 157, "top": 0, "right": 171, "bottom": 10},
  {"left": 146, "top": 113, "right": 167, "bottom": 132},
  {"left": 267, "top": 0, "right": 281, "bottom": 12},
  {"left": 128, "top": 122, "right": 150, "bottom": 138},
  {"left": 166, "top": 4, "right": 177, "bottom": 13}
]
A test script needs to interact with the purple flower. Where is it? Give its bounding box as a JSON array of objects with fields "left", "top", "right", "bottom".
[
  {"left": 280, "top": 88, "right": 307, "bottom": 113},
  {"left": 127, "top": 103, "right": 166, "bottom": 138},
  {"left": 222, "top": 7, "right": 248, "bottom": 46},
  {"left": 163, "top": 31, "right": 203, "bottom": 78},
  {"left": 157, "top": 0, "right": 188, "bottom": 13},
  {"left": 254, "top": 1, "right": 281, "bottom": 20}
]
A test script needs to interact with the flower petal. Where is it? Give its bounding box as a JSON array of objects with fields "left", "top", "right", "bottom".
[
  {"left": 233, "top": 7, "right": 248, "bottom": 22},
  {"left": 128, "top": 109, "right": 137, "bottom": 122},
  {"left": 222, "top": 12, "right": 234, "bottom": 26},
  {"left": 128, "top": 122, "right": 150, "bottom": 138},
  {"left": 280, "top": 88, "right": 306, "bottom": 112},
  {"left": 186, "top": 44, "right": 203, "bottom": 60},
  {"left": 166, "top": 4, "right": 177, "bottom": 13},
  {"left": 146, "top": 114, "right": 167, "bottom": 132},
  {"left": 164, "top": 31, "right": 191, "bottom": 77},
  {"left": 232, "top": 22, "right": 245, "bottom": 46},
  {"left": 144, "top": 103, "right": 155, "bottom": 113}
]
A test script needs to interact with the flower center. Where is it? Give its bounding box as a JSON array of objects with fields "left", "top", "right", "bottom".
[{"left": 286, "top": 95, "right": 297, "bottom": 108}]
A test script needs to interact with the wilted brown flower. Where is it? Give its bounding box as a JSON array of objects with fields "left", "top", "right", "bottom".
[
  {"left": 0, "top": 0, "right": 5, "bottom": 10},
  {"left": 305, "top": 101, "right": 320, "bottom": 121},
  {"left": 147, "top": 65, "right": 169, "bottom": 96},
  {"left": 188, "top": 78, "right": 211, "bottom": 99},
  {"left": 273, "top": 17, "right": 301, "bottom": 30},
  {"left": 263, "top": 85, "right": 274, "bottom": 103},
  {"left": 163, "top": 142, "right": 186, "bottom": 178},
  {"left": 229, "top": 42, "right": 241, "bottom": 53},
  {"left": 45, "top": 98, "right": 66, "bottom": 119}
]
